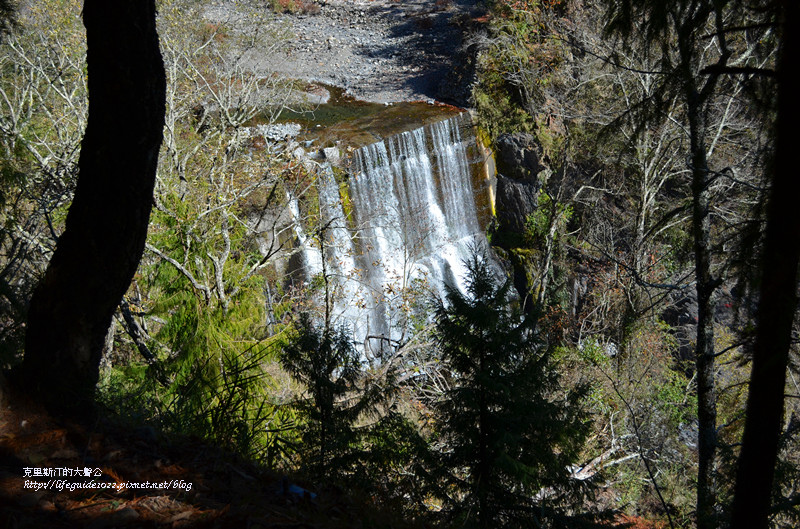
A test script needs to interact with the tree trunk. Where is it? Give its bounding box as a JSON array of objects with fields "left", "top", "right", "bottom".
[
  {"left": 730, "top": 3, "right": 800, "bottom": 527},
  {"left": 689, "top": 107, "right": 718, "bottom": 529},
  {"left": 478, "top": 348, "right": 490, "bottom": 529},
  {"left": 20, "top": 1, "right": 165, "bottom": 418},
  {"left": 682, "top": 49, "right": 719, "bottom": 529}
]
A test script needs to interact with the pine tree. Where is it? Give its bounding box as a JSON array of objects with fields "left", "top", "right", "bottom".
[
  {"left": 282, "top": 313, "right": 440, "bottom": 514},
  {"left": 433, "top": 252, "right": 588, "bottom": 528},
  {"left": 280, "top": 314, "right": 377, "bottom": 480}
]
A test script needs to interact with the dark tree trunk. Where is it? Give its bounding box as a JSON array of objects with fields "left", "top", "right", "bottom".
[
  {"left": 478, "top": 348, "right": 490, "bottom": 529},
  {"left": 681, "top": 58, "right": 719, "bottom": 529},
  {"left": 676, "top": 9, "right": 725, "bottom": 525},
  {"left": 19, "top": 1, "right": 165, "bottom": 418},
  {"left": 688, "top": 97, "right": 718, "bottom": 529},
  {"left": 730, "top": 3, "right": 800, "bottom": 528}
]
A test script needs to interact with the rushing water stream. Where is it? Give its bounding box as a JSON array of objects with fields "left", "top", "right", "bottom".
[{"left": 291, "top": 112, "right": 494, "bottom": 359}]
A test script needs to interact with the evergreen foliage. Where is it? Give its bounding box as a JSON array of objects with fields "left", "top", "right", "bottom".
[
  {"left": 280, "top": 314, "right": 375, "bottom": 480},
  {"left": 432, "top": 251, "right": 589, "bottom": 528},
  {"left": 280, "top": 313, "right": 439, "bottom": 517}
]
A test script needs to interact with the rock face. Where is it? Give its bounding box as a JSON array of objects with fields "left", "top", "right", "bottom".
[
  {"left": 493, "top": 133, "right": 550, "bottom": 234},
  {"left": 495, "top": 133, "right": 548, "bottom": 182},
  {"left": 495, "top": 174, "right": 539, "bottom": 234},
  {"left": 436, "top": 32, "right": 484, "bottom": 107},
  {"left": 662, "top": 284, "right": 742, "bottom": 361},
  {"left": 661, "top": 290, "right": 699, "bottom": 360}
]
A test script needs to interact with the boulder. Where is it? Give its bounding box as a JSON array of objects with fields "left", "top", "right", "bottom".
[{"left": 322, "top": 146, "right": 341, "bottom": 166}]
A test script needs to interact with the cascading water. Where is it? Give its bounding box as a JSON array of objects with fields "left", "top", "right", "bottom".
[{"left": 299, "top": 113, "right": 493, "bottom": 359}]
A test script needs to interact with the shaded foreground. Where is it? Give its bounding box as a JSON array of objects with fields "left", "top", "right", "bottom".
[
  {"left": 0, "top": 383, "right": 661, "bottom": 529},
  {"left": 0, "top": 385, "right": 423, "bottom": 529}
]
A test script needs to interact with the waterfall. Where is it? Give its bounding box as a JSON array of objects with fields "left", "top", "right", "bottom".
[{"left": 299, "top": 113, "right": 492, "bottom": 359}]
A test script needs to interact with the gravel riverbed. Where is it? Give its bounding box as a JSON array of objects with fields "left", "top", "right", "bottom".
[{"left": 203, "top": 0, "right": 486, "bottom": 105}]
